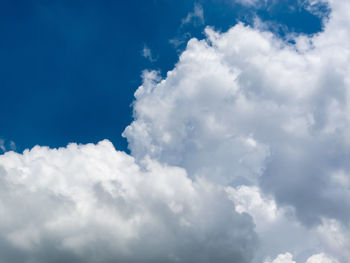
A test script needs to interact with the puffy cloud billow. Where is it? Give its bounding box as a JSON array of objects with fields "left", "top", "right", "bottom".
[
  {"left": 1, "top": 0, "right": 350, "bottom": 262},
  {"left": 0, "top": 141, "right": 257, "bottom": 263}
]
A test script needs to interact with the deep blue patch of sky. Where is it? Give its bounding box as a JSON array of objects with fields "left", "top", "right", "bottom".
[{"left": 0, "top": 0, "right": 328, "bottom": 153}]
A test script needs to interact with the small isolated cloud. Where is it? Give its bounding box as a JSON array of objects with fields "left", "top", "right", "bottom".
[
  {"left": 235, "top": 0, "right": 262, "bottom": 7},
  {"left": 0, "top": 139, "right": 5, "bottom": 152},
  {"left": 142, "top": 44, "right": 157, "bottom": 62},
  {"left": 9, "top": 141, "right": 16, "bottom": 151},
  {"left": 0, "top": 139, "right": 16, "bottom": 153},
  {"left": 181, "top": 3, "right": 204, "bottom": 27}
]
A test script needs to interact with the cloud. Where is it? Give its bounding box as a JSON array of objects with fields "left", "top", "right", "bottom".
[
  {"left": 1, "top": 0, "right": 350, "bottom": 262},
  {"left": 9, "top": 141, "right": 16, "bottom": 151},
  {"left": 181, "top": 3, "right": 204, "bottom": 27},
  {"left": 266, "top": 252, "right": 339, "bottom": 263},
  {"left": 170, "top": 3, "right": 205, "bottom": 52},
  {"left": 0, "top": 139, "right": 5, "bottom": 152},
  {"left": 306, "top": 253, "right": 339, "bottom": 263},
  {"left": 123, "top": 0, "right": 350, "bottom": 261},
  {"left": 234, "top": 0, "right": 262, "bottom": 7},
  {"left": 0, "top": 140, "right": 257, "bottom": 263},
  {"left": 142, "top": 44, "right": 157, "bottom": 62},
  {"left": 125, "top": 0, "right": 350, "bottom": 221},
  {"left": 303, "top": 0, "right": 330, "bottom": 18},
  {"left": 267, "top": 253, "right": 296, "bottom": 263},
  {"left": 0, "top": 139, "right": 16, "bottom": 153}
]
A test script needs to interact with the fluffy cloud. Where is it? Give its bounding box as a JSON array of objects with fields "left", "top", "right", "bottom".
[
  {"left": 124, "top": 0, "right": 350, "bottom": 221},
  {"left": 266, "top": 253, "right": 339, "bottom": 263},
  {"left": 267, "top": 253, "right": 296, "bottom": 263},
  {"left": 0, "top": 140, "right": 257, "bottom": 263},
  {"left": 306, "top": 253, "right": 339, "bottom": 263},
  {"left": 1, "top": 0, "right": 350, "bottom": 262},
  {"left": 123, "top": 0, "right": 350, "bottom": 261}
]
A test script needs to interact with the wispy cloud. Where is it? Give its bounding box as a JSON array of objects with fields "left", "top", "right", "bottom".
[
  {"left": 142, "top": 44, "right": 157, "bottom": 62},
  {"left": 181, "top": 3, "right": 204, "bottom": 27},
  {"left": 0, "top": 139, "right": 5, "bottom": 152},
  {"left": 0, "top": 139, "right": 16, "bottom": 153}
]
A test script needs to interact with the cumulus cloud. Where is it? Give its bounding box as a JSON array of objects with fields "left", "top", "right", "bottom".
[
  {"left": 266, "top": 252, "right": 339, "bottom": 263},
  {"left": 267, "top": 252, "right": 340, "bottom": 263},
  {"left": 1, "top": 0, "right": 350, "bottom": 262},
  {"left": 0, "top": 140, "right": 257, "bottom": 263},
  {"left": 267, "top": 253, "right": 296, "bottom": 263},
  {"left": 123, "top": 0, "right": 350, "bottom": 261},
  {"left": 234, "top": 0, "right": 262, "bottom": 7},
  {"left": 306, "top": 253, "right": 339, "bottom": 263},
  {"left": 125, "top": 0, "right": 350, "bottom": 219}
]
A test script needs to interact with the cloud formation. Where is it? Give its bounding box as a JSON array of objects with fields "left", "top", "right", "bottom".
[
  {"left": 0, "top": 141, "right": 256, "bottom": 263},
  {"left": 1, "top": 0, "right": 350, "bottom": 262},
  {"left": 123, "top": 0, "right": 350, "bottom": 261}
]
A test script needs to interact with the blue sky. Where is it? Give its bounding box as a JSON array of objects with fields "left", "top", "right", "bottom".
[{"left": 1, "top": 0, "right": 326, "bottom": 153}]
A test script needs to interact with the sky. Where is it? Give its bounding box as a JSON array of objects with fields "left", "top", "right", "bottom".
[
  {"left": 0, "top": 0, "right": 326, "bottom": 153},
  {"left": 1, "top": 0, "right": 350, "bottom": 263}
]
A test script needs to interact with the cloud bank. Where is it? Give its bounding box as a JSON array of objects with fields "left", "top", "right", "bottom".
[
  {"left": 0, "top": 141, "right": 256, "bottom": 263},
  {"left": 1, "top": 0, "right": 350, "bottom": 262}
]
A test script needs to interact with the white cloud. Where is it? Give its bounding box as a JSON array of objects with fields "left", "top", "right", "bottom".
[
  {"left": 315, "top": 218, "right": 350, "bottom": 262},
  {"left": 306, "top": 253, "right": 339, "bottom": 263},
  {"left": 267, "top": 252, "right": 339, "bottom": 263},
  {"left": 267, "top": 253, "right": 296, "bottom": 263},
  {"left": 125, "top": 0, "right": 350, "bottom": 218},
  {"left": 1, "top": 0, "right": 350, "bottom": 262},
  {"left": 123, "top": 0, "right": 350, "bottom": 261},
  {"left": 0, "top": 139, "right": 16, "bottom": 153},
  {"left": 226, "top": 185, "right": 279, "bottom": 228},
  {"left": 0, "top": 140, "right": 257, "bottom": 262}
]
